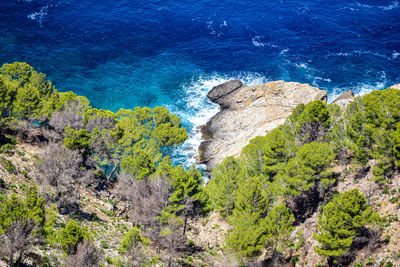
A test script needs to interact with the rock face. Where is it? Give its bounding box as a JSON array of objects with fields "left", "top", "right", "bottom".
[
  {"left": 331, "top": 90, "right": 354, "bottom": 110},
  {"left": 391, "top": 84, "right": 400, "bottom": 90},
  {"left": 207, "top": 79, "right": 244, "bottom": 104},
  {"left": 198, "top": 80, "right": 327, "bottom": 171}
]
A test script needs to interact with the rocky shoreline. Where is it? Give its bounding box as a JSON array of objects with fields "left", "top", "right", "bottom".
[{"left": 197, "top": 80, "right": 355, "bottom": 171}]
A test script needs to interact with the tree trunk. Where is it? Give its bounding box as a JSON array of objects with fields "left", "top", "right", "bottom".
[
  {"left": 104, "top": 165, "right": 109, "bottom": 176},
  {"left": 15, "top": 254, "right": 22, "bottom": 267},
  {"left": 328, "top": 257, "right": 334, "bottom": 267},
  {"left": 8, "top": 249, "right": 15, "bottom": 267},
  {"left": 183, "top": 214, "right": 188, "bottom": 235},
  {"left": 107, "top": 164, "right": 119, "bottom": 181}
]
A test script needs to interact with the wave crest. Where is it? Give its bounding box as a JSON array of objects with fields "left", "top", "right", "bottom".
[{"left": 170, "top": 72, "right": 269, "bottom": 170}]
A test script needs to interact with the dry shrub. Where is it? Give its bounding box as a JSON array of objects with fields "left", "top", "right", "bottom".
[
  {"left": 117, "top": 173, "right": 171, "bottom": 227},
  {"left": 35, "top": 143, "right": 95, "bottom": 214},
  {"left": 65, "top": 239, "right": 101, "bottom": 267},
  {"left": 49, "top": 102, "right": 85, "bottom": 134}
]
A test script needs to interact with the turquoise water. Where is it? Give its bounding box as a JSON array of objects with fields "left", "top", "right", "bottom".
[{"left": 1, "top": 0, "right": 400, "bottom": 167}]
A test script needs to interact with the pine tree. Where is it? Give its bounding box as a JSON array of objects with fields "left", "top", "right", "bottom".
[
  {"left": 226, "top": 176, "right": 272, "bottom": 258},
  {"left": 263, "top": 203, "right": 294, "bottom": 253},
  {"left": 240, "top": 126, "right": 293, "bottom": 181},
  {"left": 281, "top": 142, "right": 334, "bottom": 195},
  {"left": 206, "top": 156, "right": 243, "bottom": 216},
  {"left": 296, "top": 100, "right": 331, "bottom": 143},
  {"left": 314, "top": 189, "right": 379, "bottom": 266}
]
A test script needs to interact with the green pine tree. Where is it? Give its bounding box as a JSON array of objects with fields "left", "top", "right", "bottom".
[
  {"left": 206, "top": 156, "right": 244, "bottom": 216},
  {"left": 314, "top": 189, "right": 379, "bottom": 266}
]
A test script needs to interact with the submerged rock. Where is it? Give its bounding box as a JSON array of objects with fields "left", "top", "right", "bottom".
[{"left": 198, "top": 80, "right": 327, "bottom": 171}]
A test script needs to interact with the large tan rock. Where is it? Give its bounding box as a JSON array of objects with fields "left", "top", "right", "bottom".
[
  {"left": 198, "top": 80, "right": 327, "bottom": 171},
  {"left": 331, "top": 90, "right": 354, "bottom": 110},
  {"left": 390, "top": 84, "right": 400, "bottom": 90}
]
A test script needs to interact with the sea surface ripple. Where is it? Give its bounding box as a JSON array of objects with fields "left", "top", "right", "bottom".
[{"left": 1, "top": 0, "right": 399, "bottom": 167}]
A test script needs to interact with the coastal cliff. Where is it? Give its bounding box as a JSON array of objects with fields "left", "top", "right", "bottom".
[
  {"left": 198, "top": 80, "right": 327, "bottom": 171},
  {"left": 3, "top": 61, "right": 400, "bottom": 267}
]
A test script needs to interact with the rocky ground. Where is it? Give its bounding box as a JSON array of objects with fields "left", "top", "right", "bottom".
[
  {"left": 0, "top": 143, "right": 134, "bottom": 266},
  {"left": 0, "top": 141, "right": 233, "bottom": 266},
  {"left": 293, "top": 161, "right": 400, "bottom": 267}
]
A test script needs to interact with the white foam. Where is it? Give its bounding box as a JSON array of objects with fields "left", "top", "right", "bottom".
[
  {"left": 27, "top": 5, "right": 50, "bottom": 26},
  {"left": 340, "top": 6, "right": 358, "bottom": 11},
  {"left": 354, "top": 79, "right": 387, "bottom": 96},
  {"left": 170, "top": 73, "right": 269, "bottom": 170},
  {"left": 252, "top": 36, "right": 278, "bottom": 48},
  {"left": 315, "top": 77, "right": 332, "bottom": 83},
  {"left": 328, "top": 80, "right": 388, "bottom": 103},
  {"left": 252, "top": 36, "right": 265, "bottom": 47},
  {"left": 295, "top": 63, "right": 309, "bottom": 69},
  {"left": 381, "top": 1, "right": 399, "bottom": 10},
  {"left": 280, "top": 48, "right": 289, "bottom": 55},
  {"left": 206, "top": 20, "right": 226, "bottom": 37},
  {"left": 329, "top": 50, "right": 392, "bottom": 61},
  {"left": 355, "top": 1, "right": 399, "bottom": 11},
  {"left": 354, "top": 50, "right": 388, "bottom": 59},
  {"left": 27, "top": 3, "right": 62, "bottom": 27},
  {"left": 334, "top": 52, "right": 351, "bottom": 56},
  {"left": 393, "top": 51, "right": 400, "bottom": 59}
]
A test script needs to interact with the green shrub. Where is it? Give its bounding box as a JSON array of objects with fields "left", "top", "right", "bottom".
[
  {"left": 282, "top": 142, "right": 335, "bottom": 196},
  {"left": 0, "top": 187, "right": 51, "bottom": 265},
  {"left": 295, "top": 100, "right": 331, "bottom": 143},
  {"left": 366, "top": 257, "right": 375, "bottom": 265},
  {"left": 119, "top": 226, "right": 148, "bottom": 254},
  {"left": 7, "top": 136, "right": 16, "bottom": 145},
  {"left": 0, "top": 157, "right": 16, "bottom": 174},
  {"left": 346, "top": 88, "right": 400, "bottom": 182},
  {"left": 205, "top": 157, "right": 243, "bottom": 216},
  {"left": 226, "top": 176, "right": 272, "bottom": 258},
  {"left": 291, "top": 255, "right": 299, "bottom": 267},
  {"left": 1, "top": 143, "right": 15, "bottom": 152},
  {"left": 101, "top": 240, "right": 109, "bottom": 249},
  {"left": 105, "top": 256, "right": 113, "bottom": 264},
  {"left": 314, "top": 189, "right": 379, "bottom": 264},
  {"left": 57, "top": 220, "right": 89, "bottom": 255}
]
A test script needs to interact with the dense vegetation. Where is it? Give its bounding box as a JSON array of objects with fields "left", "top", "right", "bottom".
[
  {"left": 0, "top": 62, "right": 205, "bottom": 266},
  {"left": 205, "top": 88, "right": 400, "bottom": 264},
  {"left": 314, "top": 189, "right": 379, "bottom": 266},
  {"left": 0, "top": 62, "right": 399, "bottom": 266}
]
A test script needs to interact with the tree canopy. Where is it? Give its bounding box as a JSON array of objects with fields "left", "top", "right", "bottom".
[{"left": 314, "top": 189, "right": 378, "bottom": 265}]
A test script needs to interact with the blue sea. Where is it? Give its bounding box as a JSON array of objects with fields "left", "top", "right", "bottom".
[{"left": 1, "top": 0, "right": 400, "bottom": 168}]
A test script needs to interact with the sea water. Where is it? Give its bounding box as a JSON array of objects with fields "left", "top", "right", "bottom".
[{"left": 0, "top": 0, "right": 399, "bottom": 168}]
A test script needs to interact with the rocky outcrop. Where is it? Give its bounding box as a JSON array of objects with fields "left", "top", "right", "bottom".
[
  {"left": 198, "top": 80, "right": 327, "bottom": 171},
  {"left": 332, "top": 90, "right": 354, "bottom": 110},
  {"left": 331, "top": 84, "right": 400, "bottom": 111},
  {"left": 207, "top": 79, "right": 244, "bottom": 104},
  {"left": 390, "top": 84, "right": 400, "bottom": 90}
]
